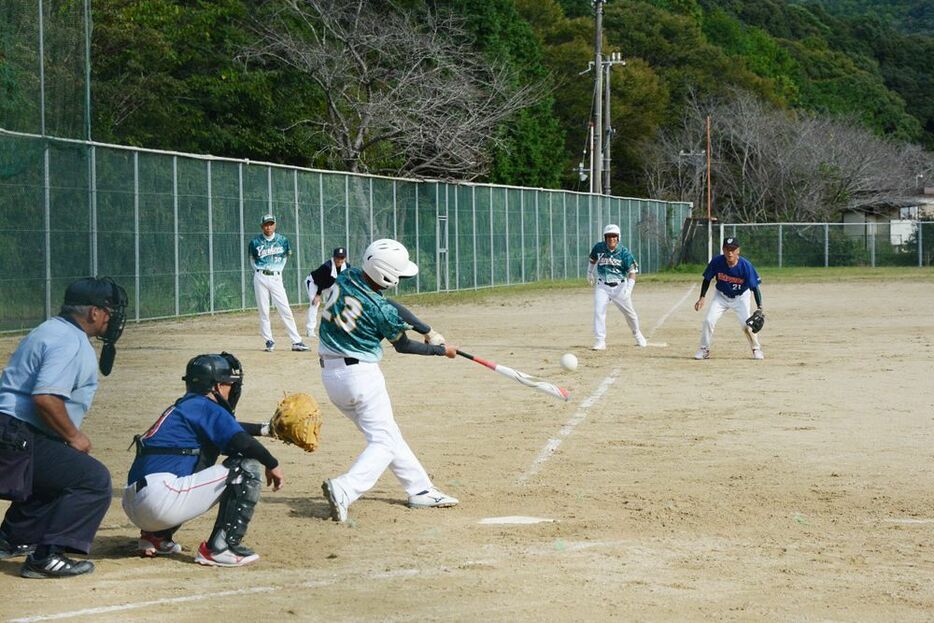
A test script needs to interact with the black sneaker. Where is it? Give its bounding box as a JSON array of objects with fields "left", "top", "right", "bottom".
[
  {"left": 0, "top": 534, "right": 34, "bottom": 559},
  {"left": 20, "top": 552, "right": 95, "bottom": 579}
]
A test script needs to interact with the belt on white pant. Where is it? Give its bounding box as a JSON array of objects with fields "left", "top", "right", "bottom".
[
  {"left": 319, "top": 356, "right": 364, "bottom": 369},
  {"left": 599, "top": 280, "right": 620, "bottom": 286},
  {"left": 256, "top": 269, "right": 280, "bottom": 276}
]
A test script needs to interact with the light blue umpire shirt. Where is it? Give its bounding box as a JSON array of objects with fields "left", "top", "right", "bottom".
[{"left": 0, "top": 316, "right": 99, "bottom": 436}]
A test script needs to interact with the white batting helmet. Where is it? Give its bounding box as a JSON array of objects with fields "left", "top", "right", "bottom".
[
  {"left": 362, "top": 239, "right": 418, "bottom": 288},
  {"left": 603, "top": 224, "right": 621, "bottom": 237}
]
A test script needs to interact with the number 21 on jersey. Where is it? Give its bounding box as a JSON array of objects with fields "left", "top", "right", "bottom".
[{"left": 322, "top": 286, "right": 363, "bottom": 333}]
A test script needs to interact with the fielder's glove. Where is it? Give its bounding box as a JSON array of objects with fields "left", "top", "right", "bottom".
[
  {"left": 745, "top": 308, "right": 765, "bottom": 333},
  {"left": 587, "top": 273, "right": 596, "bottom": 287},
  {"left": 269, "top": 393, "right": 322, "bottom": 452}
]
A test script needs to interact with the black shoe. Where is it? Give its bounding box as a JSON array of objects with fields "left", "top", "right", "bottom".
[
  {"left": 0, "top": 534, "right": 35, "bottom": 559},
  {"left": 20, "top": 552, "right": 95, "bottom": 579}
]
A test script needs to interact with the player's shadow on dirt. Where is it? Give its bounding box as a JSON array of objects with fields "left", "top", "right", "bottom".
[{"left": 263, "top": 495, "right": 335, "bottom": 520}]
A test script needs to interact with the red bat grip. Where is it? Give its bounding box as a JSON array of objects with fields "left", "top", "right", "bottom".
[{"left": 456, "top": 349, "right": 497, "bottom": 370}]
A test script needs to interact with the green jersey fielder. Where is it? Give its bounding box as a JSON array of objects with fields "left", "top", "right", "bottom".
[{"left": 587, "top": 224, "right": 647, "bottom": 350}]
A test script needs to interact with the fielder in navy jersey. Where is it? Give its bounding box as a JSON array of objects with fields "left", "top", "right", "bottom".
[
  {"left": 122, "top": 352, "right": 284, "bottom": 567},
  {"left": 693, "top": 236, "right": 765, "bottom": 360}
]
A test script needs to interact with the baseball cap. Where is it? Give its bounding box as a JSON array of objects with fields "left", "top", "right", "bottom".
[
  {"left": 723, "top": 236, "right": 741, "bottom": 248},
  {"left": 332, "top": 247, "right": 347, "bottom": 258},
  {"left": 261, "top": 214, "right": 276, "bottom": 224}
]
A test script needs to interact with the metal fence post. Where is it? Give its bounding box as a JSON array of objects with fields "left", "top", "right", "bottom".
[
  {"left": 825, "top": 223, "right": 829, "bottom": 267},
  {"left": 472, "top": 186, "right": 477, "bottom": 289},
  {"left": 490, "top": 187, "right": 494, "bottom": 286},
  {"left": 206, "top": 160, "right": 214, "bottom": 313},
  {"left": 415, "top": 183, "right": 420, "bottom": 292},
  {"left": 534, "top": 192, "right": 540, "bottom": 281},
  {"left": 778, "top": 223, "right": 783, "bottom": 268},
  {"left": 562, "top": 194, "right": 567, "bottom": 279},
  {"left": 238, "top": 162, "right": 244, "bottom": 310},
  {"left": 293, "top": 170, "right": 301, "bottom": 304},
  {"left": 520, "top": 190, "right": 525, "bottom": 282},
  {"left": 344, "top": 175, "right": 350, "bottom": 253},
  {"left": 870, "top": 221, "right": 876, "bottom": 267},
  {"left": 134, "top": 152, "right": 141, "bottom": 319},
  {"left": 177, "top": 158, "right": 182, "bottom": 314},
  {"left": 454, "top": 185, "right": 459, "bottom": 290},
  {"left": 505, "top": 191, "right": 510, "bottom": 284},
  {"left": 919, "top": 221, "right": 924, "bottom": 267},
  {"left": 320, "top": 175, "right": 326, "bottom": 261},
  {"left": 90, "top": 146, "right": 97, "bottom": 275},
  {"left": 43, "top": 146, "right": 50, "bottom": 319}
]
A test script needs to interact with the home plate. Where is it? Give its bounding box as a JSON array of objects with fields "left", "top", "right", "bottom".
[
  {"left": 478, "top": 516, "right": 556, "bottom": 525},
  {"left": 646, "top": 341, "right": 668, "bottom": 348}
]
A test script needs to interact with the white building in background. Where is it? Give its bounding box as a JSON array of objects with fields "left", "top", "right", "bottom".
[{"left": 841, "top": 186, "right": 934, "bottom": 246}]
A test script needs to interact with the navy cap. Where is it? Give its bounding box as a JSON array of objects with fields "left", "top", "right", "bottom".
[
  {"left": 332, "top": 247, "right": 346, "bottom": 258},
  {"left": 723, "top": 236, "right": 741, "bottom": 249},
  {"left": 63, "top": 277, "right": 124, "bottom": 308}
]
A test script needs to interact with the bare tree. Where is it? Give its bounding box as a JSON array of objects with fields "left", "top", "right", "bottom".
[
  {"left": 644, "top": 89, "right": 933, "bottom": 223},
  {"left": 242, "top": 0, "right": 548, "bottom": 181}
]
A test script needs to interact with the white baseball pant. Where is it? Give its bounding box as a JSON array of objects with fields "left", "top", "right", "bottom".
[
  {"left": 253, "top": 271, "right": 302, "bottom": 344},
  {"left": 593, "top": 280, "right": 642, "bottom": 342},
  {"left": 304, "top": 279, "right": 321, "bottom": 338},
  {"left": 121, "top": 466, "right": 230, "bottom": 532},
  {"left": 320, "top": 358, "right": 432, "bottom": 505},
  {"left": 699, "top": 289, "right": 761, "bottom": 350}
]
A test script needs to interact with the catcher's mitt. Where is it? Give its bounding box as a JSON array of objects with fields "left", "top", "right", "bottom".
[
  {"left": 745, "top": 309, "right": 765, "bottom": 333},
  {"left": 270, "top": 393, "right": 322, "bottom": 452}
]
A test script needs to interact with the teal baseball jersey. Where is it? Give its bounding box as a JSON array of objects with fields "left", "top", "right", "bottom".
[
  {"left": 589, "top": 241, "right": 638, "bottom": 282},
  {"left": 318, "top": 268, "right": 411, "bottom": 363},
  {"left": 248, "top": 233, "right": 291, "bottom": 271}
]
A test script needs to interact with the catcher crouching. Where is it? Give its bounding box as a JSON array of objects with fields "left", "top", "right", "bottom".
[{"left": 121, "top": 353, "right": 285, "bottom": 567}]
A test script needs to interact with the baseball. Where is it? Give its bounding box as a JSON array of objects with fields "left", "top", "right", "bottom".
[{"left": 559, "top": 353, "right": 578, "bottom": 371}]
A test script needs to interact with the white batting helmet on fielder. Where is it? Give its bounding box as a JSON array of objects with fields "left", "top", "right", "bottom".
[
  {"left": 362, "top": 239, "right": 419, "bottom": 288},
  {"left": 603, "top": 224, "right": 621, "bottom": 237}
]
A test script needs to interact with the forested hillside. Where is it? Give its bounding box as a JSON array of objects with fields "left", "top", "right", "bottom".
[
  {"left": 793, "top": 0, "right": 934, "bottom": 34},
  {"left": 77, "top": 0, "right": 933, "bottom": 213}
]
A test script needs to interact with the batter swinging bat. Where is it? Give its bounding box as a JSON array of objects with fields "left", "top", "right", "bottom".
[{"left": 456, "top": 350, "right": 571, "bottom": 402}]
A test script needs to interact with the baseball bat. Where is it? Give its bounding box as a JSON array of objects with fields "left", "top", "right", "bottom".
[{"left": 456, "top": 349, "right": 571, "bottom": 402}]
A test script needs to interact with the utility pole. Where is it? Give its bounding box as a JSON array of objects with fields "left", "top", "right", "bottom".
[
  {"left": 592, "top": 0, "right": 604, "bottom": 197},
  {"left": 602, "top": 52, "right": 625, "bottom": 195}
]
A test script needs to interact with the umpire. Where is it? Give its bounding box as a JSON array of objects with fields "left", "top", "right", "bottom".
[
  {"left": 0, "top": 277, "right": 128, "bottom": 578},
  {"left": 304, "top": 247, "right": 348, "bottom": 338}
]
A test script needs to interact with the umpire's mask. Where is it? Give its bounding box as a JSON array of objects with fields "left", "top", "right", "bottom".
[{"left": 63, "top": 276, "right": 129, "bottom": 376}]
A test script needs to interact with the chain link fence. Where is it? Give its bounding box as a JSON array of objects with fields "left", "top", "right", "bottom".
[
  {"left": 0, "top": 130, "right": 692, "bottom": 332},
  {"left": 715, "top": 222, "right": 934, "bottom": 268}
]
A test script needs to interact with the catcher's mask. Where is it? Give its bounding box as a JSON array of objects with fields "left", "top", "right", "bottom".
[
  {"left": 183, "top": 352, "right": 244, "bottom": 412},
  {"left": 63, "top": 276, "right": 129, "bottom": 376}
]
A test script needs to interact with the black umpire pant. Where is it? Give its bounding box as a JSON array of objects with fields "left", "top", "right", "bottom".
[{"left": 0, "top": 413, "right": 111, "bottom": 554}]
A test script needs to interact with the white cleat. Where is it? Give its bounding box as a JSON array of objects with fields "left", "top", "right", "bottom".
[
  {"left": 322, "top": 479, "right": 349, "bottom": 522},
  {"left": 592, "top": 340, "right": 607, "bottom": 351},
  {"left": 635, "top": 333, "right": 647, "bottom": 348},
  {"left": 194, "top": 542, "right": 259, "bottom": 567},
  {"left": 408, "top": 487, "right": 459, "bottom": 509},
  {"left": 752, "top": 348, "right": 765, "bottom": 360},
  {"left": 694, "top": 347, "right": 710, "bottom": 360}
]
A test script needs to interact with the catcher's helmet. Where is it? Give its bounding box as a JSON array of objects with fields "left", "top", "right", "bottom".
[
  {"left": 183, "top": 353, "right": 244, "bottom": 408},
  {"left": 603, "top": 224, "right": 621, "bottom": 238},
  {"left": 362, "top": 238, "right": 418, "bottom": 288}
]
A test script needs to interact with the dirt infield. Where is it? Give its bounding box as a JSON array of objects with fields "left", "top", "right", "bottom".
[{"left": 2, "top": 277, "right": 933, "bottom": 622}]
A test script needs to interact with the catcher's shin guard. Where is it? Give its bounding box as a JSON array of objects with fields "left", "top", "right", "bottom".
[{"left": 208, "top": 457, "right": 263, "bottom": 553}]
